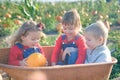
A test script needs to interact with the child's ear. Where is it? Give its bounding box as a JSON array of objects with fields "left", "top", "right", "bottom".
[
  {"left": 21, "top": 36, "right": 25, "bottom": 41},
  {"left": 99, "top": 36, "right": 104, "bottom": 43}
]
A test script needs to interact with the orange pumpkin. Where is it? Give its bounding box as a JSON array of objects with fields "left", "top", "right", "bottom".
[
  {"left": 55, "top": 15, "right": 62, "bottom": 22},
  {"left": 2, "top": 24, "right": 9, "bottom": 28},
  {"left": 5, "top": 13, "right": 11, "bottom": 18},
  {"left": 14, "top": 19, "right": 22, "bottom": 25},
  {"left": 26, "top": 53, "right": 46, "bottom": 67}
]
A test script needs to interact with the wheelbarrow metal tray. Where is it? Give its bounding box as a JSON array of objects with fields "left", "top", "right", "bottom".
[{"left": 0, "top": 46, "right": 117, "bottom": 80}]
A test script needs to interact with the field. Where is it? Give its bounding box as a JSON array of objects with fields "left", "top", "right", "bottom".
[{"left": 0, "top": 0, "right": 120, "bottom": 80}]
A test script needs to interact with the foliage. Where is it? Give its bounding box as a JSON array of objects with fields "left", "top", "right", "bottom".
[
  {"left": 107, "top": 30, "right": 120, "bottom": 79},
  {"left": 110, "top": 43, "right": 120, "bottom": 79},
  {"left": 18, "top": 0, "right": 39, "bottom": 20},
  {"left": 0, "top": 0, "right": 120, "bottom": 36},
  {"left": 40, "top": 34, "right": 58, "bottom": 46}
]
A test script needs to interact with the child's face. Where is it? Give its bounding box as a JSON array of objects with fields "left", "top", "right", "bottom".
[
  {"left": 84, "top": 32, "right": 102, "bottom": 50},
  {"left": 21, "top": 31, "right": 40, "bottom": 48},
  {"left": 63, "top": 24, "right": 78, "bottom": 40}
]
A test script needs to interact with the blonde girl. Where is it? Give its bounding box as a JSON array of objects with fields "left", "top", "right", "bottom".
[{"left": 8, "top": 20, "right": 45, "bottom": 66}]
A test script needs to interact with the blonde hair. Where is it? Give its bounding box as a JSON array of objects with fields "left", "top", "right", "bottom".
[
  {"left": 62, "top": 9, "right": 81, "bottom": 30},
  {"left": 84, "top": 20, "right": 108, "bottom": 44},
  {"left": 10, "top": 20, "right": 45, "bottom": 46}
]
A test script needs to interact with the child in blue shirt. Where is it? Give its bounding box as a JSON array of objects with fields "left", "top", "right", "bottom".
[{"left": 84, "top": 21, "right": 111, "bottom": 63}]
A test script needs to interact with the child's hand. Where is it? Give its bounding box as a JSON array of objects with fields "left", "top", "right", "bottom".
[
  {"left": 62, "top": 47, "right": 77, "bottom": 61},
  {"left": 62, "top": 47, "right": 71, "bottom": 61},
  {"left": 19, "top": 58, "right": 28, "bottom": 66}
]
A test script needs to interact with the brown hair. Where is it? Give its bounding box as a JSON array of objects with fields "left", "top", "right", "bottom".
[{"left": 62, "top": 9, "right": 81, "bottom": 30}]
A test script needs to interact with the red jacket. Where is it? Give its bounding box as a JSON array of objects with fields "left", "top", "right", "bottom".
[
  {"left": 8, "top": 43, "right": 44, "bottom": 66},
  {"left": 51, "top": 34, "right": 87, "bottom": 64}
]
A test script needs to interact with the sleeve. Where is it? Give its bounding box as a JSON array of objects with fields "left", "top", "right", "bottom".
[
  {"left": 51, "top": 35, "right": 62, "bottom": 63},
  {"left": 95, "top": 51, "right": 111, "bottom": 63},
  {"left": 75, "top": 36, "right": 87, "bottom": 64},
  {"left": 8, "top": 46, "right": 23, "bottom": 66}
]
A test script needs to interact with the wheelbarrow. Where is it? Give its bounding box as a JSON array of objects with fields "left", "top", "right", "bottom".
[{"left": 0, "top": 46, "right": 117, "bottom": 80}]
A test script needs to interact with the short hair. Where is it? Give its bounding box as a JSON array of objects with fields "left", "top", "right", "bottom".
[
  {"left": 84, "top": 21, "right": 108, "bottom": 44},
  {"left": 62, "top": 9, "right": 81, "bottom": 29}
]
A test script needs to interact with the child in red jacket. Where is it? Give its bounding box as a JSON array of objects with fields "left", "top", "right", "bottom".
[
  {"left": 51, "top": 9, "right": 87, "bottom": 65},
  {"left": 8, "top": 20, "right": 45, "bottom": 66}
]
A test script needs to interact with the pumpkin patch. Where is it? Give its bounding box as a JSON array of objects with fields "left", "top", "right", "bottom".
[{"left": 26, "top": 53, "right": 47, "bottom": 67}]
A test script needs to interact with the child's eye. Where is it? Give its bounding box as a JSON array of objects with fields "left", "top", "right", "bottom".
[
  {"left": 88, "top": 39, "right": 91, "bottom": 41},
  {"left": 37, "top": 38, "right": 40, "bottom": 41},
  {"left": 86, "top": 38, "right": 91, "bottom": 41},
  {"left": 31, "top": 39, "right": 35, "bottom": 41},
  {"left": 69, "top": 28, "right": 73, "bottom": 30},
  {"left": 31, "top": 38, "right": 40, "bottom": 41},
  {"left": 38, "top": 38, "right": 40, "bottom": 40}
]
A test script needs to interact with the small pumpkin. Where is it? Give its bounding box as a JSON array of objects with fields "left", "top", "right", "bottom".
[
  {"left": 2, "top": 24, "right": 9, "bottom": 28},
  {"left": 55, "top": 15, "right": 62, "bottom": 22},
  {"left": 5, "top": 13, "right": 11, "bottom": 18},
  {"left": 14, "top": 19, "right": 22, "bottom": 25},
  {"left": 26, "top": 53, "right": 46, "bottom": 67},
  {"left": 46, "top": 13, "right": 51, "bottom": 18}
]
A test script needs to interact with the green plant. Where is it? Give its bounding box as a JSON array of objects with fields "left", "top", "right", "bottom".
[
  {"left": 110, "top": 43, "right": 120, "bottom": 79},
  {"left": 18, "top": 0, "right": 38, "bottom": 20},
  {"left": 40, "top": 35, "right": 58, "bottom": 46},
  {"left": 108, "top": 30, "right": 120, "bottom": 79}
]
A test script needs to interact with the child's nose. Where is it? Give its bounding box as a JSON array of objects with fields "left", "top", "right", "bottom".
[
  {"left": 64, "top": 30, "right": 69, "bottom": 33},
  {"left": 34, "top": 40, "right": 39, "bottom": 44}
]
